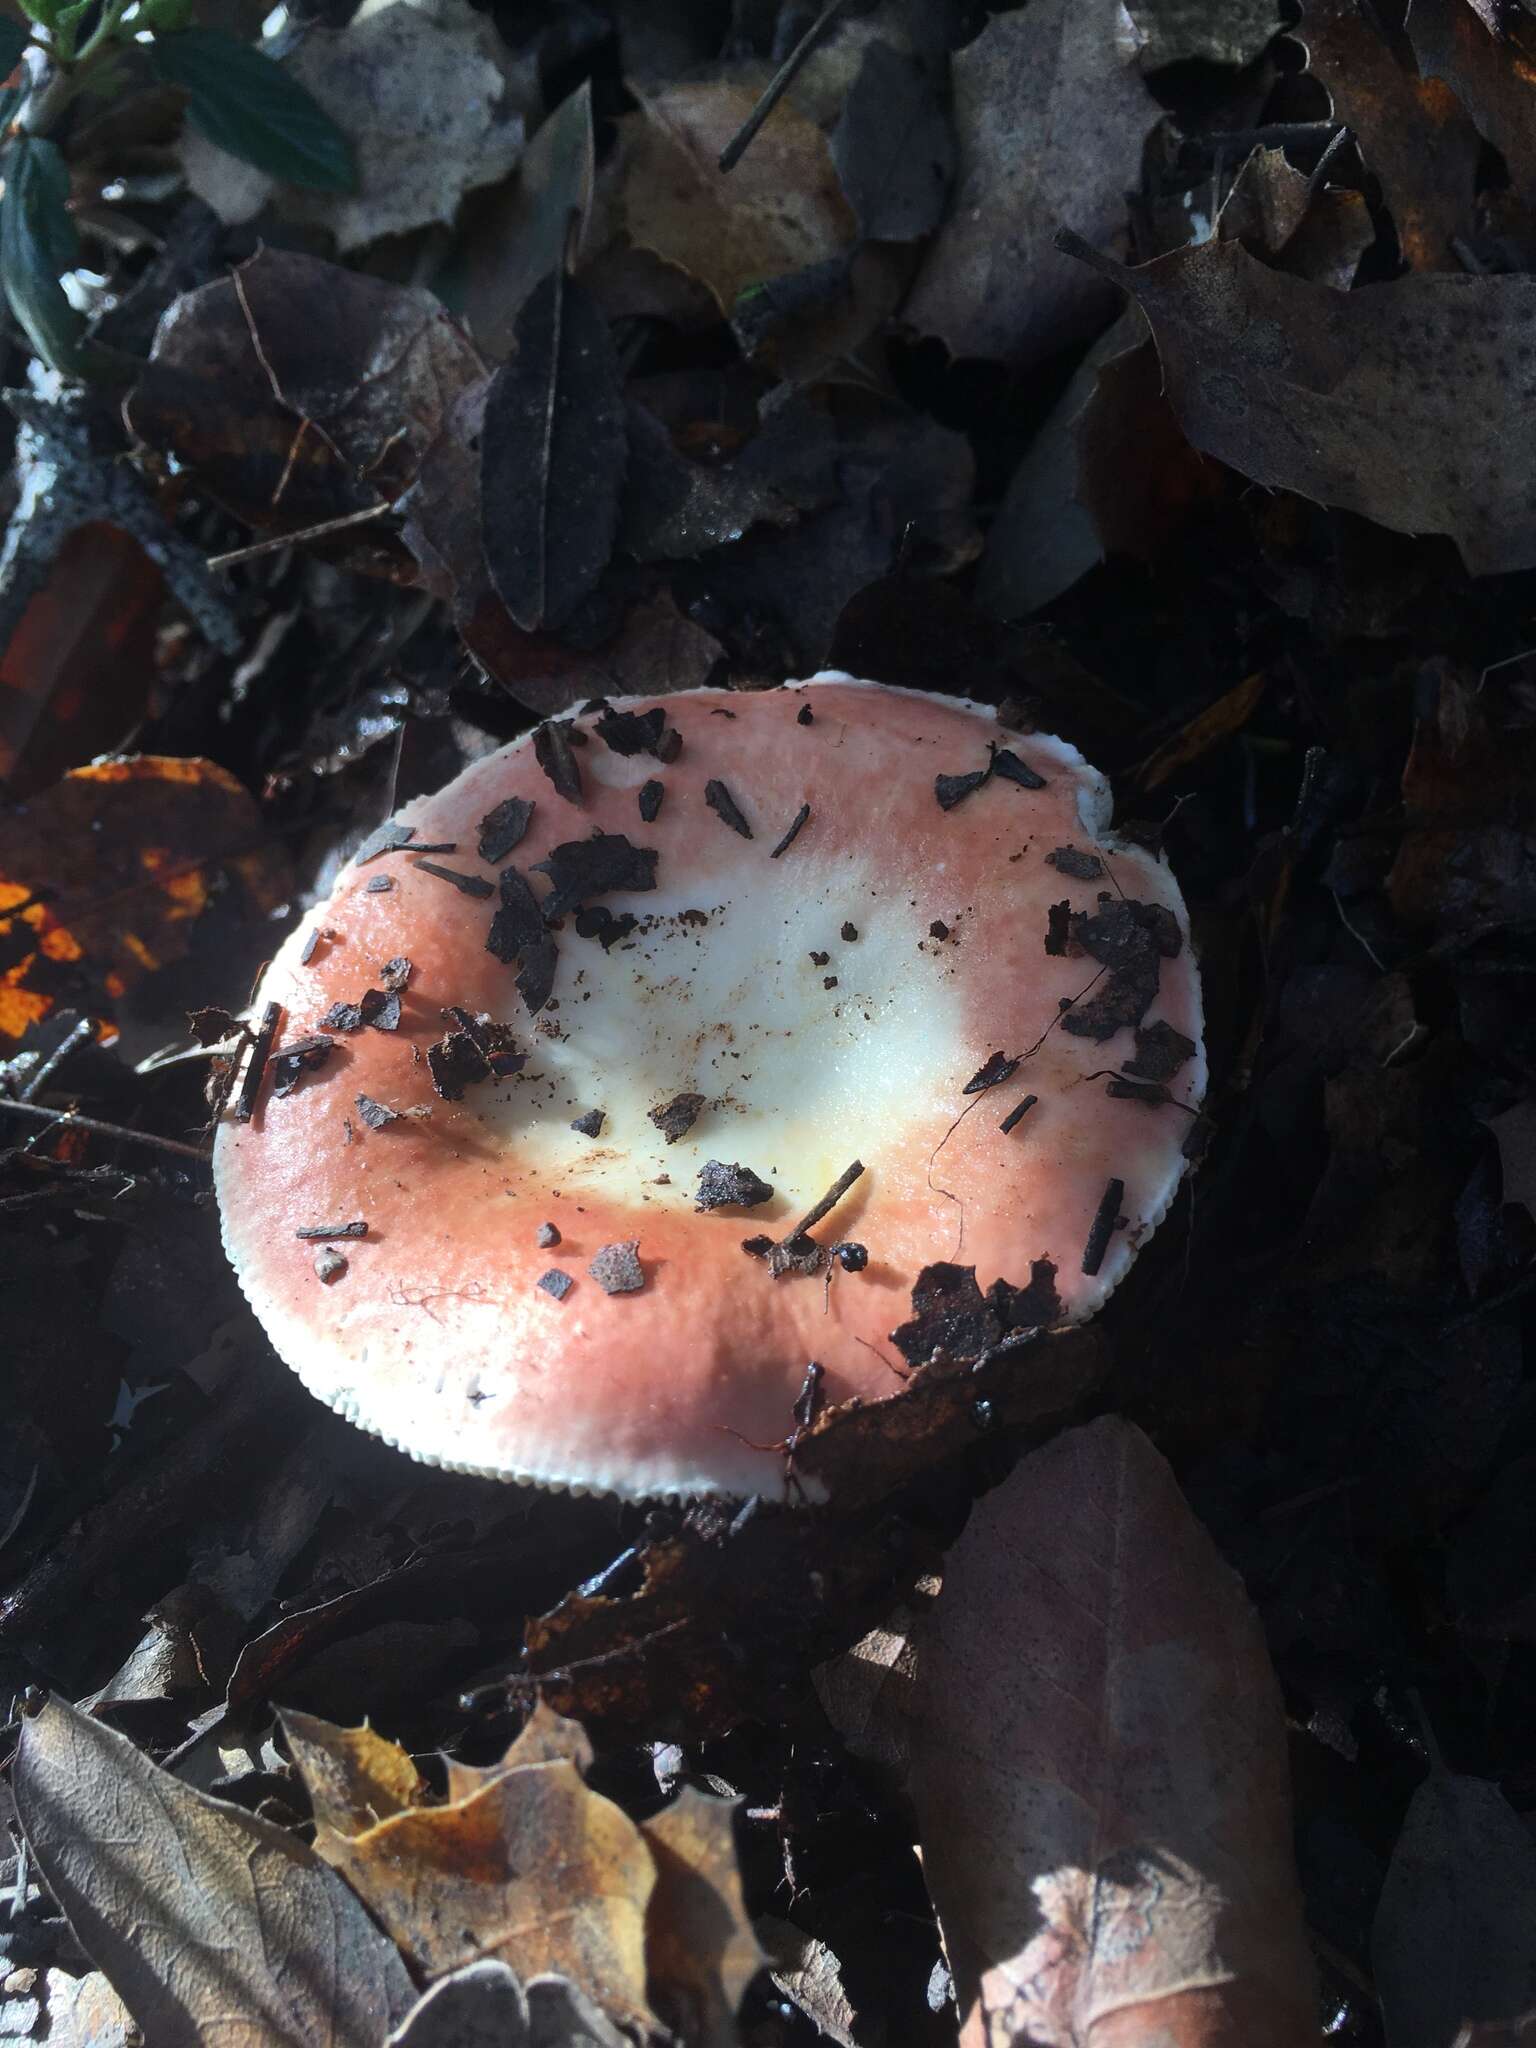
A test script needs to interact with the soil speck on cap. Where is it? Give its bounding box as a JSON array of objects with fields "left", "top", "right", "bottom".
[
  {"left": 536, "top": 1221, "right": 561, "bottom": 1247},
  {"left": 695, "top": 1160, "right": 775, "bottom": 1210},
  {"left": 595, "top": 705, "right": 669, "bottom": 757},
  {"left": 538, "top": 1268, "right": 574, "bottom": 1300},
  {"left": 589, "top": 1241, "right": 644, "bottom": 1294},
  {"left": 571, "top": 1109, "right": 605, "bottom": 1137},
  {"left": 928, "top": 919, "right": 950, "bottom": 940},
  {"left": 705, "top": 780, "right": 753, "bottom": 838},
  {"left": 478, "top": 796, "right": 535, "bottom": 863},
  {"left": 1047, "top": 845, "right": 1104, "bottom": 880},
  {"left": 650, "top": 1092, "right": 706, "bottom": 1142},
  {"left": 797, "top": 703, "right": 814, "bottom": 725},
  {"left": 1123, "top": 1019, "right": 1198, "bottom": 1082},
  {"left": 533, "top": 834, "right": 659, "bottom": 920},
  {"left": 841, "top": 921, "right": 859, "bottom": 942}
]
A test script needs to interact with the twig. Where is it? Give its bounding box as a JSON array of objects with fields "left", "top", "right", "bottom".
[
  {"left": 787, "top": 1159, "right": 865, "bottom": 1240},
  {"left": 207, "top": 501, "right": 392, "bottom": 570},
  {"left": 0, "top": 1097, "right": 211, "bottom": 1162},
  {"left": 718, "top": 0, "right": 853, "bottom": 172}
]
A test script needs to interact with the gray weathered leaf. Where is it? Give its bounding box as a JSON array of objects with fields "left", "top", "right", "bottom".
[
  {"left": 1060, "top": 229, "right": 1536, "bottom": 576},
  {"left": 1120, "top": 0, "right": 1280, "bottom": 68},
  {"left": 830, "top": 39, "right": 954, "bottom": 242},
  {"left": 12, "top": 1694, "right": 415, "bottom": 2048},
  {"left": 902, "top": 0, "right": 1158, "bottom": 367},
  {"left": 480, "top": 269, "right": 626, "bottom": 631},
  {"left": 387, "top": 1961, "right": 531, "bottom": 2047},
  {"left": 1374, "top": 1766, "right": 1536, "bottom": 2048}
]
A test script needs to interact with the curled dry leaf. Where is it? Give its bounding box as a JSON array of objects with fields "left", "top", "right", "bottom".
[
  {"left": 181, "top": 0, "right": 533, "bottom": 251},
  {"left": 1372, "top": 1760, "right": 1536, "bottom": 2048},
  {"left": 902, "top": 0, "right": 1159, "bottom": 369},
  {"left": 1061, "top": 231, "right": 1536, "bottom": 577},
  {"left": 596, "top": 77, "right": 856, "bottom": 318},
  {"left": 11, "top": 1695, "right": 415, "bottom": 2048},
  {"left": 1299, "top": 0, "right": 1480, "bottom": 270},
  {"left": 825, "top": 1418, "right": 1316, "bottom": 2046},
  {"left": 127, "top": 247, "right": 483, "bottom": 540},
  {"left": 641, "top": 1787, "right": 766, "bottom": 2048},
  {"left": 0, "top": 754, "right": 289, "bottom": 1044},
  {"left": 385, "top": 1960, "right": 530, "bottom": 2047}
]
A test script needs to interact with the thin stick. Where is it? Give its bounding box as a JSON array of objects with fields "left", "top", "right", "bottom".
[
  {"left": 718, "top": 0, "right": 851, "bottom": 172},
  {"left": 0, "top": 1097, "right": 211, "bottom": 1162},
  {"left": 788, "top": 1159, "right": 864, "bottom": 1240},
  {"left": 207, "top": 500, "right": 391, "bottom": 570}
]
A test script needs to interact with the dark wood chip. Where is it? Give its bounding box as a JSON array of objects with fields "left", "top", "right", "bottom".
[
  {"left": 538, "top": 1268, "right": 574, "bottom": 1300},
  {"left": 928, "top": 919, "right": 950, "bottom": 940},
  {"left": 891, "top": 1262, "right": 999, "bottom": 1366},
  {"left": 797, "top": 703, "right": 814, "bottom": 725},
  {"left": 365, "top": 876, "right": 394, "bottom": 893},
  {"left": 354, "top": 822, "right": 417, "bottom": 864},
  {"left": 741, "top": 1234, "right": 775, "bottom": 1258},
  {"left": 533, "top": 719, "right": 583, "bottom": 802},
  {"left": 356, "top": 1093, "right": 400, "bottom": 1130},
  {"left": 639, "top": 779, "right": 665, "bottom": 823},
  {"left": 589, "top": 1240, "right": 644, "bottom": 1294},
  {"left": 595, "top": 705, "right": 667, "bottom": 756},
  {"left": 1082, "top": 1177, "right": 1126, "bottom": 1276},
  {"left": 655, "top": 726, "right": 683, "bottom": 763},
  {"left": 1106, "top": 1076, "right": 1171, "bottom": 1105},
  {"left": 234, "top": 1001, "right": 281, "bottom": 1122},
  {"left": 574, "top": 905, "right": 639, "bottom": 950},
  {"left": 1046, "top": 845, "right": 1104, "bottom": 880},
  {"left": 295, "top": 1219, "right": 367, "bottom": 1240},
  {"left": 1061, "top": 896, "right": 1176, "bottom": 1042},
  {"left": 571, "top": 1109, "right": 605, "bottom": 1137},
  {"left": 1123, "top": 1019, "right": 1198, "bottom": 1082},
  {"left": 478, "top": 796, "right": 535, "bottom": 864},
  {"left": 537, "top": 1221, "right": 561, "bottom": 1248},
  {"left": 810, "top": 951, "right": 830, "bottom": 966},
  {"left": 1000, "top": 1093, "right": 1038, "bottom": 1134},
  {"left": 414, "top": 859, "right": 494, "bottom": 899},
  {"left": 314, "top": 1247, "right": 348, "bottom": 1283},
  {"left": 533, "top": 834, "right": 659, "bottom": 920},
  {"left": 379, "top": 956, "right": 412, "bottom": 993},
  {"left": 964, "top": 1050, "right": 1020, "bottom": 1095},
  {"left": 705, "top": 779, "right": 753, "bottom": 839},
  {"left": 487, "top": 867, "right": 559, "bottom": 1015},
  {"left": 769, "top": 803, "right": 811, "bottom": 858},
  {"left": 188, "top": 1004, "right": 242, "bottom": 1046},
  {"left": 935, "top": 768, "right": 990, "bottom": 811},
  {"left": 650, "top": 1092, "right": 707, "bottom": 1143},
  {"left": 823, "top": 975, "right": 839, "bottom": 989},
  {"left": 1045, "top": 901, "right": 1071, "bottom": 957},
  {"left": 270, "top": 1034, "right": 334, "bottom": 1098},
  {"left": 841, "top": 922, "right": 859, "bottom": 942},
  {"left": 992, "top": 747, "right": 1047, "bottom": 790},
  {"left": 989, "top": 1257, "right": 1061, "bottom": 1331},
  {"left": 427, "top": 1010, "right": 527, "bottom": 1100},
  {"left": 299, "top": 929, "right": 322, "bottom": 965},
  {"left": 695, "top": 1160, "right": 775, "bottom": 1210}
]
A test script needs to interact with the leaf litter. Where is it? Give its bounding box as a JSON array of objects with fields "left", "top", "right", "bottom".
[{"left": 10, "top": 0, "right": 1536, "bottom": 2041}]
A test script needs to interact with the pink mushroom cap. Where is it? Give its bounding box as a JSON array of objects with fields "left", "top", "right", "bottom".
[{"left": 215, "top": 675, "right": 1205, "bottom": 1500}]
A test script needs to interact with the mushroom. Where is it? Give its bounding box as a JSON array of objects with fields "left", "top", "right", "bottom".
[{"left": 215, "top": 675, "right": 1205, "bottom": 1500}]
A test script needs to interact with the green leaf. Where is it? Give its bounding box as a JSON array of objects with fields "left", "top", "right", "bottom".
[
  {"left": 0, "top": 136, "right": 84, "bottom": 374},
  {"left": 0, "top": 18, "right": 28, "bottom": 72},
  {"left": 149, "top": 27, "right": 356, "bottom": 193}
]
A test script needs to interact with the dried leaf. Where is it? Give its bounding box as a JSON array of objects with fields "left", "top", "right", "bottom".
[
  {"left": 1483, "top": 1099, "right": 1536, "bottom": 1221},
  {"left": 178, "top": 0, "right": 530, "bottom": 251},
  {"left": 480, "top": 270, "right": 627, "bottom": 632},
  {"left": 1062, "top": 231, "right": 1536, "bottom": 576},
  {"left": 1216, "top": 144, "right": 1374, "bottom": 290},
  {"left": 830, "top": 39, "right": 955, "bottom": 242},
  {"left": 0, "top": 754, "right": 288, "bottom": 1044},
  {"left": 902, "top": 0, "right": 1158, "bottom": 368},
  {"left": 861, "top": 1419, "right": 1316, "bottom": 2045},
  {"left": 1300, "top": 0, "right": 1480, "bottom": 269},
  {"left": 1120, "top": 0, "right": 1281, "bottom": 69},
  {"left": 1134, "top": 673, "right": 1268, "bottom": 792},
  {"left": 601, "top": 77, "right": 855, "bottom": 317},
  {"left": 127, "top": 247, "right": 482, "bottom": 538},
  {"left": 279, "top": 1707, "right": 431, "bottom": 1832},
  {"left": 757, "top": 1917, "right": 860, "bottom": 2048},
  {"left": 1408, "top": 0, "right": 1536, "bottom": 205},
  {"left": 1373, "top": 1764, "right": 1536, "bottom": 2048},
  {"left": 386, "top": 1961, "right": 530, "bottom": 2047},
  {"left": 641, "top": 1789, "right": 766, "bottom": 2047},
  {"left": 11, "top": 1695, "right": 415, "bottom": 2048}
]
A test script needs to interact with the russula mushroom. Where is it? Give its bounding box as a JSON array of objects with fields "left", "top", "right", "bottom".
[{"left": 215, "top": 675, "right": 1205, "bottom": 1499}]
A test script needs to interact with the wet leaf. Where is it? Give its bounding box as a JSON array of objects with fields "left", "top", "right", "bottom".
[
  {"left": 830, "top": 39, "right": 954, "bottom": 242},
  {"left": 836, "top": 1418, "right": 1316, "bottom": 2044},
  {"left": 0, "top": 136, "right": 84, "bottom": 374},
  {"left": 151, "top": 27, "right": 357, "bottom": 193},
  {"left": 599, "top": 77, "right": 855, "bottom": 318},
  {"left": 480, "top": 270, "right": 626, "bottom": 632},
  {"left": 1061, "top": 230, "right": 1536, "bottom": 576},
  {"left": 641, "top": 1788, "right": 766, "bottom": 2048},
  {"left": 12, "top": 1695, "right": 415, "bottom": 2048},
  {"left": 126, "top": 247, "right": 482, "bottom": 538},
  {"left": 1300, "top": 0, "right": 1480, "bottom": 270},
  {"left": 1373, "top": 1762, "right": 1536, "bottom": 2048},
  {"left": 0, "top": 754, "right": 289, "bottom": 1045},
  {"left": 902, "top": 0, "right": 1158, "bottom": 368}
]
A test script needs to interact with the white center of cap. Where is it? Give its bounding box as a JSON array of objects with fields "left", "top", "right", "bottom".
[{"left": 469, "top": 850, "right": 967, "bottom": 1214}]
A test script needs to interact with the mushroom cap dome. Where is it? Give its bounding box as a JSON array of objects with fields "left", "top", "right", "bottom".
[{"left": 215, "top": 674, "right": 1205, "bottom": 1500}]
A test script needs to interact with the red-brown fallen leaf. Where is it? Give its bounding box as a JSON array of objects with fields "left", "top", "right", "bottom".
[
  {"left": 1408, "top": 0, "right": 1536, "bottom": 210},
  {"left": 0, "top": 754, "right": 289, "bottom": 1044},
  {"left": 12, "top": 1695, "right": 416, "bottom": 2048},
  {"left": 825, "top": 1418, "right": 1317, "bottom": 2046}
]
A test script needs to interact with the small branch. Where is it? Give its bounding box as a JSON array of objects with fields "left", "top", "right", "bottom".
[
  {"left": 1052, "top": 227, "right": 1129, "bottom": 286},
  {"left": 788, "top": 1159, "right": 865, "bottom": 1240},
  {"left": 0, "top": 1096, "right": 212, "bottom": 1162},
  {"left": 207, "top": 500, "right": 392, "bottom": 570},
  {"left": 718, "top": 0, "right": 852, "bottom": 172}
]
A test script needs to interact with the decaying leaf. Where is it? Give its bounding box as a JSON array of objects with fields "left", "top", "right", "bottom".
[
  {"left": 902, "top": 0, "right": 1159, "bottom": 368},
  {"left": 832, "top": 1418, "right": 1316, "bottom": 2045},
  {"left": 1483, "top": 1099, "right": 1536, "bottom": 1222},
  {"left": 598, "top": 77, "right": 856, "bottom": 318},
  {"left": 11, "top": 1695, "right": 416, "bottom": 2048},
  {"left": 641, "top": 1788, "right": 766, "bottom": 2048},
  {"left": 1373, "top": 1760, "right": 1536, "bottom": 2048},
  {"left": 1120, "top": 0, "right": 1281, "bottom": 69},
  {"left": 0, "top": 754, "right": 289, "bottom": 1044},
  {"left": 127, "top": 247, "right": 483, "bottom": 539},
  {"left": 830, "top": 39, "right": 954, "bottom": 243},
  {"left": 1061, "top": 231, "right": 1536, "bottom": 576},
  {"left": 1216, "top": 143, "right": 1374, "bottom": 292},
  {"left": 1300, "top": 0, "right": 1480, "bottom": 270},
  {"left": 180, "top": 0, "right": 533, "bottom": 251},
  {"left": 386, "top": 1961, "right": 530, "bottom": 2047},
  {"left": 1134, "top": 673, "right": 1269, "bottom": 792},
  {"left": 1408, "top": 0, "right": 1536, "bottom": 206},
  {"left": 480, "top": 270, "right": 627, "bottom": 632}
]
